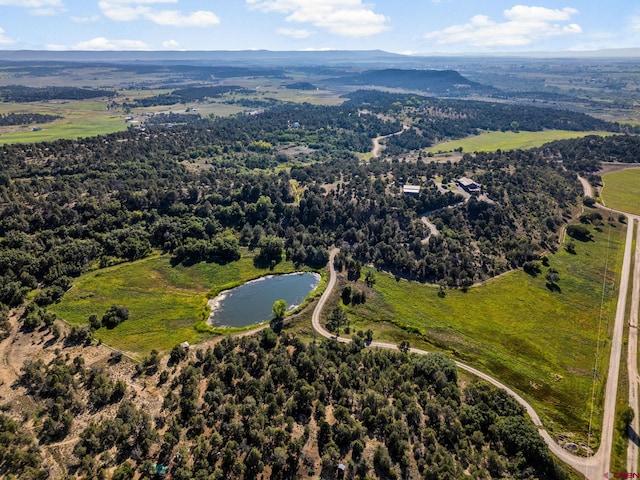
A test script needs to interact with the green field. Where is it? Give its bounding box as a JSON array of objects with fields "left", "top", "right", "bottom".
[
  {"left": 601, "top": 168, "right": 640, "bottom": 215},
  {"left": 347, "top": 217, "right": 626, "bottom": 440},
  {"left": 0, "top": 99, "right": 127, "bottom": 144},
  {"left": 427, "top": 130, "right": 614, "bottom": 153},
  {"left": 51, "top": 253, "right": 303, "bottom": 359}
]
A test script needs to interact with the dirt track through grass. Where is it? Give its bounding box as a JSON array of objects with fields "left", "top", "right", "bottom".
[{"left": 347, "top": 217, "right": 626, "bottom": 439}]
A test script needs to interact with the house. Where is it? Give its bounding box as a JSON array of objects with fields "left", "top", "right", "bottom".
[
  {"left": 457, "top": 177, "right": 481, "bottom": 195},
  {"left": 402, "top": 184, "right": 420, "bottom": 195}
]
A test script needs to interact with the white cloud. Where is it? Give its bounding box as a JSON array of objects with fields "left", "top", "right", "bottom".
[
  {"left": 276, "top": 28, "right": 314, "bottom": 39},
  {"left": 73, "top": 37, "right": 151, "bottom": 50},
  {"left": 632, "top": 16, "right": 640, "bottom": 31},
  {"left": 0, "top": 27, "right": 16, "bottom": 46},
  {"left": 145, "top": 10, "right": 220, "bottom": 27},
  {"left": 0, "top": 0, "right": 64, "bottom": 14},
  {"left": 0, "top": 0, "right": 61, "bottom": 6},
  {"left": 247, "top": 0, "right": 389, "bottom": 37},
  {"left": 33, "top": 8, "right": 59, "bottom": 15},
  {"left": 424, "top": 5, "right": 581, "bottom": 48},
  {"left": 99, "top": 0, "right": 220, "bottom": 27},
  {"left": 162, "top": 39, "right": 180, "bottom": 48},
  {"left": 70, "top": 15, "right": 100, "bottom": 23}
]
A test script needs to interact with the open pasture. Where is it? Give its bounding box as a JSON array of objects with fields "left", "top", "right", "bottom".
[
  {"left": 51, "top": 253, "right": 299, "bottom": 359},
  {"left": 0, "top": 99, "right": 127, "bottom": 144},
  {"left": 601, "top": 168, "right": 640, "bottom": 215},
  {"left": 427, "top": 129, "right": 614, "bottom": 153},
  {"left": 348, "top": 217, "right": 626, "bottom": 438}
]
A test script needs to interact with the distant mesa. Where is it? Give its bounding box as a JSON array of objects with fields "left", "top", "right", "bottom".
[
  {"left": 285, "top": 81, "right": 318, "bottom": 90},
  {"left": 324, "top": 68, "right": 499, "bottom": 97}
]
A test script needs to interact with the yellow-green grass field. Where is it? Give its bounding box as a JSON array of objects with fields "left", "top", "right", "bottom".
[
  {"left": 0, "top": 99, "right": 127, "bottom": 144},
  {"left": 51, "top": 253, "right": 302, "bottom": 359},
  {"left": 601, "top": 168, "right": 640, "bottom": 216},
  {"left": 427, "top": 130, "right": 614, "bottom": 154},
  {"left": 347, "top": 218, "right": 626, "bottom": 441}
]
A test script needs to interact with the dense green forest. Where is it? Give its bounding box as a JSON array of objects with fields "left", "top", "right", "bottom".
[
  {"left": 0, "top": 112, "right": 61, "bottom": 126},
  {"left": 0, "top": 90, "right": 637, "bottom": 315},
  {"left": 1, "top": 81, "right": 639, "bottom": 478},
  {"left": 0, "top": 85, "right": 115, "bottom": 102},
  {"left": 11, "top": 333, "right": 569, "bottom": 479},
  {"left": 124, "top": 86, "right": 253, "bottom": 108}
]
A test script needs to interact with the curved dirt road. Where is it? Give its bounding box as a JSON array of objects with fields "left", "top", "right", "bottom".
[
  {"left": 313, "top": 240, "right": 640, "bottom": 478},
  {"left": 371, "top": 126, "right": 407, "bottom": 158}
]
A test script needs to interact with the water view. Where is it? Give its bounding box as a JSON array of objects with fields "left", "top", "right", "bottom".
[{"left": 207, "top": 272, "right": 320, "bottom": 328}]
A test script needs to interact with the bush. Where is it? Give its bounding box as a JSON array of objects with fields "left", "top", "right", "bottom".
[
  {"left": 566, "top": 224, "right": 592, "bottom": 242},
  {"left": 102, "top": 305, "right": 129, "bottom": 329}
]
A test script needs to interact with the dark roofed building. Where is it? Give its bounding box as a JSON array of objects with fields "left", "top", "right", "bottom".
[{"left": 457, "top": 177, "right": 481, "bottom": 195}]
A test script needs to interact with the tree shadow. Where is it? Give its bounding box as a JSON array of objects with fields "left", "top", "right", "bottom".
[
  {"left": 628, "top": 426, "right": 640, "bottom": 446},
  {"left": 546, "top": 282, "right": 562, "bottom": 293}
]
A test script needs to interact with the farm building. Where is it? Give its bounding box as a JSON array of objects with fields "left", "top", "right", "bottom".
[
  {"left": 402, "top": 184, "right": 420, "bottom": 195},
  {"left": 457, "top": 177, "right": 481, "bottom": 194}
]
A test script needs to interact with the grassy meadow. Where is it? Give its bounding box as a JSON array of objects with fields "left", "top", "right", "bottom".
[
  {"left": 346, "top": 216, "right": 627, "bottom": 440},
  {"left": 426, "top": 130, "right": 614, "bottom": 153},
  {"left": 601, "top": 168, "right": 640, "bottom": 215},
  {"left": 51, "top": 253, "right": 301, "bottom": 359},
  {"left": 0, "top": 99, "right": 127, "bottom": 144}
]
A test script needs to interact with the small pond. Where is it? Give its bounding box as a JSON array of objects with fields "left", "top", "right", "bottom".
[{"left": 207, "top": 272, "right": 320, "bottom": 328}]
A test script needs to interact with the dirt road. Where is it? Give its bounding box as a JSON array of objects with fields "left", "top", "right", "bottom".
[
  {"left": 370, "top": 126, "right": 407, "bottom": 158},
  {"left": 313, "top": 229, "right": 640, "bottom": 479}
]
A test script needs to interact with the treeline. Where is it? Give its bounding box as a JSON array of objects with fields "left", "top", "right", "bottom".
[
  {"left": 0, "top": 95, "right": 636, "bottom": 310},
  {"left": 539, "top": 134, "right": 640, "bottom": 174},
  {"left": 0, "top": 85, "right": 115, "bottom": 102},
  {"left": 13, "top": 331, "right": 569, "bottom": 479},
  {"left": 125, "top": 85, "right": 252, "bottom": 107},
  {"left": 0, "top": 112, "right": 61, "bottom": 126},
  {"left": 145, "top": 112, "right": 209, "bottom": 126},
  {"left": 343, "top": 90, "right": 630, "bottom": 154},
  {"left": 0, "top": 99, "right": 615, "bottom": 311}
]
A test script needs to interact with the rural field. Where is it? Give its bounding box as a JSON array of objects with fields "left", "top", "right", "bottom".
[
  {"left": 346, "top": 215, "right": 626, "bottom": 441},
  {"left": 426, "top": 129, "right": 614, "bottom": 153},
  {"left": 0, "top": 99, "right": 127, "bottom": 144},
  {"left": 50, "top": 252, "right": 305, "bottom": 359},
  {"left": 601, "top": 167, "right": 640, "bottom": 215}
]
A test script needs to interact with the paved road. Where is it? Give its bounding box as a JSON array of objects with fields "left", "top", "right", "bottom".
[
  {"left": 582, "top": 171, "right": 640, "bottom": 477},
  {"left": 594, "top": 214, "right": 636, "bottom": 477},
  {"left": 628, "top": 219, "right": 640, "bottom": 473}
]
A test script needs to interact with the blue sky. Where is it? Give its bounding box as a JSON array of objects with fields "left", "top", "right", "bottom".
[{"left": 0, "top": 1, "right": 639, "bottom": 54}]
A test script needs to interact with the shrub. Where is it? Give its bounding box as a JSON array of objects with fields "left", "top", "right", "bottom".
[{"left": 102, "top": 305, "right": 129, "bottom": 329}]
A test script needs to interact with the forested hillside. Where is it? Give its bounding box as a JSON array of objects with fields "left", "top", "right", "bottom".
[
  {"left": 8, "top": 331, "right": 570, "bottom": 479},
  {"left": 0, "top": 91, "right": 637, "bottom": 316}
]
